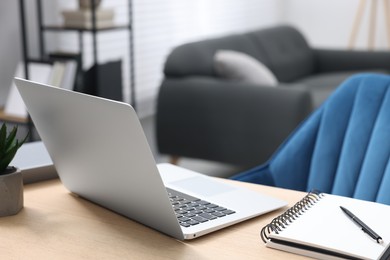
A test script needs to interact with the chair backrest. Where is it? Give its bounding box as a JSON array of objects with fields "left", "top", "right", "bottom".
[{"left": 268, "top": 74, "right": 390, "bottom": 204}]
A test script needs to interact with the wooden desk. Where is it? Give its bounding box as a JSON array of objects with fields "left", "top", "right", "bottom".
[
  {"left": 1, "top": 179, "right": 310, "bottom": 259},
  {"left": 0, "top": 108, "right": 28, "bottom": 123}
]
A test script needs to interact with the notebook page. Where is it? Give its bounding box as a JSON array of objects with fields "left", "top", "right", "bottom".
[{"left": 269, "top": 194, "right": 390, "bottom": 259}]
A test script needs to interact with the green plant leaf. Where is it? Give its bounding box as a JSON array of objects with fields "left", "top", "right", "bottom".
[
  {"left": 0, "top": 123, "right": 30, "bottom": 174},
  {"left": 0, "top": 124, "right": 6, "bottom": 157},
  {"left": 0, "top": 141, "right": 18, "bottom": 173},
  {"left": 5, "top": 126, "right": 17, "bottom": 152}
]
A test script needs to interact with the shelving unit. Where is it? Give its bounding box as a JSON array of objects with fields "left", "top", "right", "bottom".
[
  {"left": 11, "top": 0, "right": 135, "bottom": 140},
  {"left": 18, "top": 0, "right": 136, "bottom": 108}
]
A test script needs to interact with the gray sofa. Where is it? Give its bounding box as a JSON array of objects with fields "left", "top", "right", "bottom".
[{"left": 156, "top": 25, "right": 390, "bottom": 168}]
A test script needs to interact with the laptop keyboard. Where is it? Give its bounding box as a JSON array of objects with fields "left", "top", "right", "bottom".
[{"left": 167, "top": 188, "right": 236, "bottom": 228}]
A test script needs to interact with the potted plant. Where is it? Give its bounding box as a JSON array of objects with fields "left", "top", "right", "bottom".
[{"left": 0, "top": 123, "right": 28, "bottom": 217}]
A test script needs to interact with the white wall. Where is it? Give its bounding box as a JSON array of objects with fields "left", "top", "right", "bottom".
[
  {"left": 283, "top": 0, "right": 389, "bottom": 50},
  {"left": 0, "top": 1, "right": 21, "bottom": 105}
]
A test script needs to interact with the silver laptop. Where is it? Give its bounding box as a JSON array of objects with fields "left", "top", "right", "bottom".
[{"left": 15, "top": 78, "right": 287, "bottom": 240}]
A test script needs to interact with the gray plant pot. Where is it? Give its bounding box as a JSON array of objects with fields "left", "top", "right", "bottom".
[{"left": 0, "top": 167, "right": 23, "bottom": 217}]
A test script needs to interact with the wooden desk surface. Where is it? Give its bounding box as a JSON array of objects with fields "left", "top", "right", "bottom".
[
  {"left": 1, "top": 179, "right": 310, "bottom": 259},
  {"left": 0, "top": 108, "right": 28, "bottom": 123}
]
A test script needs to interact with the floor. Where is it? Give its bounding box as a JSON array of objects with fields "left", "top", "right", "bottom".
[{"left": 139, "top": 115, "right": 246, "bottom": 178}]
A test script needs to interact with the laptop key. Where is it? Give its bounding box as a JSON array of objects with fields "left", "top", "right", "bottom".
[
  {"left": 223, "top": 210, "right": 236, "bottom": 215},
  {"left": 179, "top": 217, "right": 191, "bottom": 222},
  {"left": 204, "top": 208, "right": 215, "bottom": 213},
  {"left": 192, "top": 216, "right": 208, "bottom": 223},
  {"left": 184, "top": 213, "right": 196, "bottom": 218},
  {"left": 195, "top": 206, "right": 207, "bottom": 211},
  {"left": 211, "top": 212, "right": 226, "bottom": 217},
  {"left": 199, "top": 213, "right": 217, "bottom": 220},
  {"left": 186, "top": 220, "right": 200, "bottom": 225}
]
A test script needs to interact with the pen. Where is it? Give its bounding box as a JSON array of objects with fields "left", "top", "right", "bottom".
[{"left": 340, "top": 206, "right": 383, "bottom": 244}]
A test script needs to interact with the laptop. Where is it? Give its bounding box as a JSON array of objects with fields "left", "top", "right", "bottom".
[{"left": 14, "top": 78, "right": 287, "bottom": 240}]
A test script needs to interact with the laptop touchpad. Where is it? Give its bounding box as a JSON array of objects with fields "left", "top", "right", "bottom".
[{"left": 171, "top": 176, "right": 236, "bottom": 197}]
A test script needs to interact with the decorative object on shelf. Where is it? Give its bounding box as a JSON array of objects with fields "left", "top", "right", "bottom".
[
  {"left": 0, "top": 123, "right": 29, "bottom": 217},
  {"left": 79, "top": 0, "right": 101, "bottom": 9},
  {"left": 62, "top": 1, "right": 115, "bottom": 29}
]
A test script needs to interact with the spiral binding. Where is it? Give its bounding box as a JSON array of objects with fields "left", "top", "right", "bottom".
[{"left": 260, "top": 190, "right": 324, "bottom": 243}]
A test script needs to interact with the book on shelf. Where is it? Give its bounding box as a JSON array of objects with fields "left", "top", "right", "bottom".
[
  {"left": 48, "top": 62, "right": 66, "bottom": 87},
  {"left": 261, "top": 191, "right": 390, "bottom": 260},
  {"left": 59, "top": 60, "right": 77, "bottom": 90},
  {"left": 48, "top": 60, "right": 77, "bottom": 90},
  {"left": 49, "top": 52, "right": 82, "bottom": 91}
]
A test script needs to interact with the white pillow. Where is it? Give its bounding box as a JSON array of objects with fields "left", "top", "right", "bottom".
[{"left": 214, "top": 50, "right": 278, "bottom": 86}]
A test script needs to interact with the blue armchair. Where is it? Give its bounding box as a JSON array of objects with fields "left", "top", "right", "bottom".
[{"left": 231, "top": 74, "right": 390, "bottom": 205}]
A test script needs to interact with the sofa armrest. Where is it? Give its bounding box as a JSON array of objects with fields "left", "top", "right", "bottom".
[
  {"left": 156, "top": 77, "right": 312, "bottom": 167},
  {"left": 314, "top": 48, "right": 390, "bottom": 73}
]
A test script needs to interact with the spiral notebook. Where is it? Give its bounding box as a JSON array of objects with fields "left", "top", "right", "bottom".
[{"left": 261, "top": 191, "right": 390, "bottom": 260}]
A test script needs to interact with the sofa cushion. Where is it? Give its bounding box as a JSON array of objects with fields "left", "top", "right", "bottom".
[
  {"left": 291, "top": 71, "right": 388, "bottom": 108},
  {"left": 248, "top": 26, "right": 315, "bottom": 82},
  {"left": 214, "top": 50, "right": 278, "bottom": 86}
]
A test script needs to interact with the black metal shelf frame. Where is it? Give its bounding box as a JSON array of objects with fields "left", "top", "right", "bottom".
[{"left": 18, "top": 0, "right": 136, "bottom": 109}]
